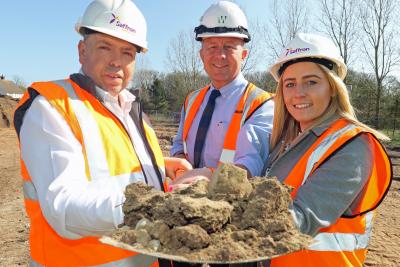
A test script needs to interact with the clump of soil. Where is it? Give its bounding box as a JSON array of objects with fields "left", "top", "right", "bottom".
[
  {"left": 0, "top": 96, "right": 18, "bottom": 128},
  {"left": 109, "top": 163, "right": 312, "bottom": 263}
]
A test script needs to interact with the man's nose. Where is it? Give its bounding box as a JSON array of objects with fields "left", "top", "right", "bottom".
[
  {"left": 214, "top": 47, "right": 227, "bottom": 58},
  {"left": 109, "top": 51, "right": 122, "bottom": 67}
]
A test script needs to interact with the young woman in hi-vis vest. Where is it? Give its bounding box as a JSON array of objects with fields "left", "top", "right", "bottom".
[{"left": 261, "top": 33, "right": 392, "bottom": 267}]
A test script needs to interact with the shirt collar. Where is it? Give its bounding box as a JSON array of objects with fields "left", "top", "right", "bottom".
[
  {"left": 78, "top": 68, "right": 136, "bottom": 105},
  {"left": 210, "top": 72, "right": 247, "bottom": 98},
  {"left": 310, "top": 114, "right": 342, "bottom": 136}
]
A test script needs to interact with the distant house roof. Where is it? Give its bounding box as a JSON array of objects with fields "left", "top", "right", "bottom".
[{"left": 0, "top": 80, "right": 25, "bottom": 96}]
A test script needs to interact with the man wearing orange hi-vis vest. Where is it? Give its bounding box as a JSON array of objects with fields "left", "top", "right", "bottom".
[
  {"left": 13, "top": 0, "right": 191, "bottom": 266},
  {"left": 170, "top": 1, "right": 274, "bottom": 191},
  {"left": 259, "top": 33, "right": 392, "bottom": 267}
]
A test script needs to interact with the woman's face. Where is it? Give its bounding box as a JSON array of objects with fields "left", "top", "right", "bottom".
[{"left": 282, "top": 62, "right": 332, "bottom": 131}]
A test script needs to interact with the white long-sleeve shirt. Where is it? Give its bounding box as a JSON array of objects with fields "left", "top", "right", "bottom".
[{"left": 20, "top": 85, "right": 158, "bottom": 239}]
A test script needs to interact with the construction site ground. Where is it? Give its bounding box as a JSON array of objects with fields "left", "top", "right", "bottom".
[{"left": 0, "top": 110, "right": 399, "bottom": 266}]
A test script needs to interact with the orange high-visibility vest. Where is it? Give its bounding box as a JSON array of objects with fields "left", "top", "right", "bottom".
[
  {"left": 182, "top": 83, "right": 273, "bottom": 165},
  {"left": 270, "top": 119, "right": 392, "bottom": 267},
  {"left": 14, "top": 79, "right": 165, "bottom": 267}
]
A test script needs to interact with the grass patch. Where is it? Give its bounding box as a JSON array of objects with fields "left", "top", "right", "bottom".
[
  {"left": 381, "top": 129, "right": 400, "bottom": 149},
  {"left": 148, "top": 112, "right": 180, "bottom": 124}
]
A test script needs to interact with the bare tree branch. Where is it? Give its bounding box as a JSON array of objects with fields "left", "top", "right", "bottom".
[
  {"left": 360, "top": 0, "right": 400, "bottom": 128},
  {"left": 12, "top": 75, "right": 27, "bottom": 90},
  {"left": 165, "top": 30, "right": 203, "bottom": 91},
  {"left": 262, "top": 0, "right": 309, "bottom": 62},
  {"left": 317, "top": 0, "right": 359, "bottom": 66},
  {"left": 241, "top": 20, "right": 266, "bottom": 74}
]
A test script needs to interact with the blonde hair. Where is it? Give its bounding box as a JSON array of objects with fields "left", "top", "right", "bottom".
[{"left": 270, "top": 64, "right": 390, "bottom": 153}]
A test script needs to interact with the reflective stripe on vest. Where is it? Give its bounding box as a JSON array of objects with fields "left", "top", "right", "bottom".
[
  {"left": 301, "top": 123, "right": 357, "bottom": 185},
  {"left": 53, "top": 79, "right": 165, "bottom": 186},
  {"left": 16, "top": 79, "right": 165, "bottom": 267},
  {"left": 219, "top": 149, "right": 236, "bottom": 164},
  {"left": 270, "top": 119, "right": 392, "bottom": 267},
  {"left": 219, "top": 85, "right": 272, "bottom": 164},
  {"left": 23, "top": 180, "right": 38, "bottom": 201},
  {"left": 30, "top": 253, "right": 159, "bottom": 267},
  {"left": 52, "top": 80, "right": 167, "bottom": 184},
  {"left": 182, "top": 86, "right": 209, "bottom": 155},
  {"left": 309, "top": 212, "right": 373, "bottom": 252},
  {"left": 182, "top": 83, "right": 272, "bottom": 164},
  {"left": 53, "top": 79, "right": 111, "bottom": 181}
]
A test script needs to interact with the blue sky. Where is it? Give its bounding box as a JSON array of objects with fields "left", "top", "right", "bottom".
[{"left": 0, "top": 1, "right": 269, "bottom": 85}]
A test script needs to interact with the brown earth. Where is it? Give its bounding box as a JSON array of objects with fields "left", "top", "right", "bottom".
[
  {"left": 0, "top": 118, "right": 399, "bottom": 266},
  {"left": 0, "top": 96, "right": 18, "bottom": 128},
  {"left": 109, "top": 164, "right": 311, "bottom": 264}
]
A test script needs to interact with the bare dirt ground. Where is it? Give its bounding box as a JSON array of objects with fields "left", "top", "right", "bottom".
[
  {"left": 0, "top": 119, "right": 399, "bottom": 266},
  {"left": 0, "top": 128, "right": 29, "bottom": 266}
]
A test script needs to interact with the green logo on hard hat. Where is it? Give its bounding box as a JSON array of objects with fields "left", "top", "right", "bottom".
[{"left": 218, "top": 16, "right": 227, "bottom": 24}]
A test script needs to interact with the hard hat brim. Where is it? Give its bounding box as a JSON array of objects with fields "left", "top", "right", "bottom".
[
  {"left": 197, "top": 32, "right": 250, "bottom": 42},
  {"left": 77, "top": 25, "right": 148, "bottom": 53},
  {"left": 269, "top": 55, "right": 347, "bottom": 81}
]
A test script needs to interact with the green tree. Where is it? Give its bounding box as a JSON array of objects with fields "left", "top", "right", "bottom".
[
  {"left": 162, "top": 71, "right": 209, "bottom": 112},
  {"left": 246, "top": 71, "right": 277, "bottom": 93},
  {"left": 346, "top": 69, "right": 376, "bottom": 125},
  {"left": 149, "top": 78, "right": 168, "bottom": 113}
]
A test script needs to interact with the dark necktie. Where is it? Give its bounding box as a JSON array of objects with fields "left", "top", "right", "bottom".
[{"left": 193, "top": 89, "right": 221, "bottom": 168}]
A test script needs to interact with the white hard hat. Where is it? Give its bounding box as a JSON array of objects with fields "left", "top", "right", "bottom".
[
  {"left": 269, "top": 33, "right": 347, "bottom": 81},
  {"left": 75, "top": 0, "right": 148, "bottom": 52},
  {"left": 195, "top": 1, "right": 250, "bottom": 42}
]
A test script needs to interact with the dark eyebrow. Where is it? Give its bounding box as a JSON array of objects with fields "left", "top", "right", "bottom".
[
  {"left": 97, "top": 40, "right": 111, "bottom": 46},
  {"left": 204, "top": 42, "right": 218, "bottom": 46},
  {"left": 122, "top": 46, "right": 136, "bottom": 52},
  {"left": 283, "top": 77, "right": 296, "bottom": 83},
  {"left": 283, "top": 74, "right": 322, "bottom": 83},
  {"left": 303, "top": 74, "right": 322, "bottom": 80},
  {"left": 97, "top": 39, "right": 136, "bottom": 51}
]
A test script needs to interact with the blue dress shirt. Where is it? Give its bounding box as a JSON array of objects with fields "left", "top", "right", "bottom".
[{"left": 170, "top": 73, "right": 274, "bottom": 176}]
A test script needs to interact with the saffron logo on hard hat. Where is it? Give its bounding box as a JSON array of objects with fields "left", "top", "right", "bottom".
[
  {"left": 218, "top": 15, "right": 227, "bottom": 24},
  {"left": 109, "top": 13, "right": 136, "bottom": 33},
  {"left": 286, "top": 47, "right": 310, "bottom": 56},
  {"left": 109, "top": 14, "right": 120, "bottom": 24}
]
